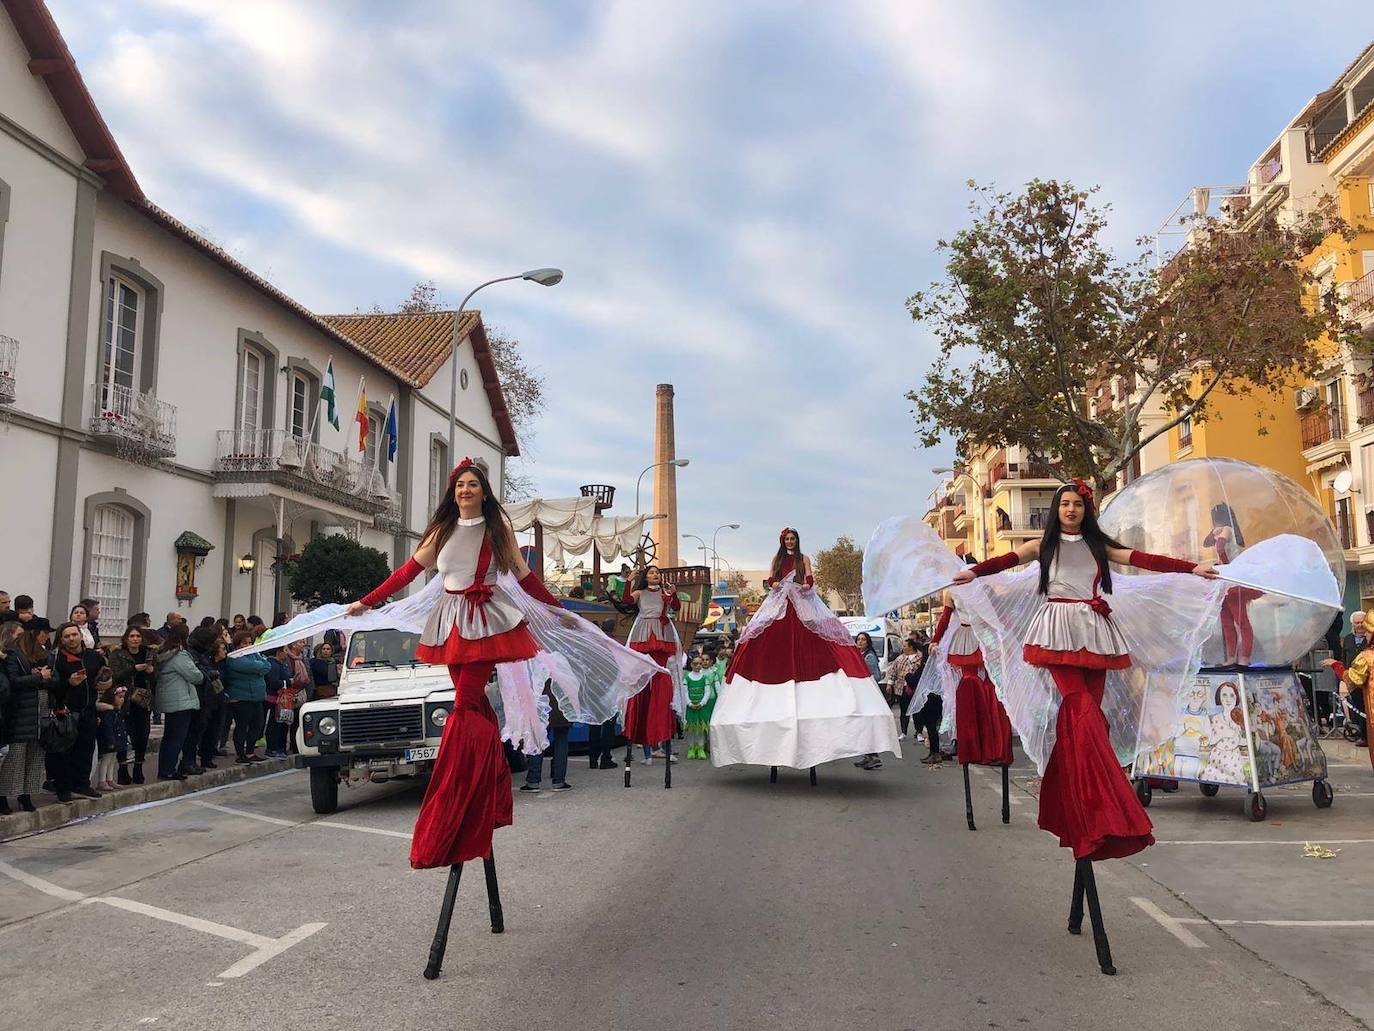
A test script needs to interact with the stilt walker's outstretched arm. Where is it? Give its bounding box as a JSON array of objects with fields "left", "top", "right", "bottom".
[
  {"left": 423, "top": 863, "right": 464, "bottom": 980},
  {"left": 483, "top": 853, "right": 504, "bottom": 934}
]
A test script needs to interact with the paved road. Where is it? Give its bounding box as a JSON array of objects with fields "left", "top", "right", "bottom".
[{"left": 2, "top": 743, "right": 1370, "bottom": 1031}]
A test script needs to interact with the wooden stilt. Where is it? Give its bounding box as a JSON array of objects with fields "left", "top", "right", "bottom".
[
  {"left": 483, "top": 853, "right": 504, "bottom": 934},
  {"left": 963, "top": 763, "right": 977, "bottom": 831},
  {"left": 769, "top": 765, "right": 778, "bottom": 784},
  {"left": 1001, "top": 764, "right": 1011, "bottom": 824},
  {"left": 624, "top": 742, "right": 633, "bottom": 788},
  {"left": 1080, "top": 859, "right": 1116, "bottom": 975},
  {"left": 663, "top": 739, "right": 672, "bottom": 789},
  {"left": 1067, "top": 861, "right": 1084, "bottom": 935},
  {"left": 809, "top": 766, "right": 817, "bottom": 787},
  {"left": 422, "top": 863, "right": 464, "bottom": 980}
]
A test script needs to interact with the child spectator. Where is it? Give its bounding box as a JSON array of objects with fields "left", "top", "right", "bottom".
[{"left": 94, "top": 672, "right": 128, "bottom": 791}]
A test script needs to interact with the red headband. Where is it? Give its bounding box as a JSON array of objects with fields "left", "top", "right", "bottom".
[
  {"left": 779, "top": 527, "right": 796, "bottom": 542},
  {"left": 1068, "top": 479, "right": 1095, "bottom": 511},
  {"left": 453, "top": 457, "right": 475, "bottom": 475}
]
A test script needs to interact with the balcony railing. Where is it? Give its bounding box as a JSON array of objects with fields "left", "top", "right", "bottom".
[
  {"left": 1254, "top": 156, "right": 1283, "bottom": 185},
  {"left": 991, "top": 460, "right": 1058, "bottom": 485},
  {"left": 90, "top": 383, "right": 177, "bottom": 459},
  {"left": 215, "top": 429, "right": 386, "bottom": 513},
  {"left": 373, "top": 487, "right": 404, "bottom": 532},
  {"left": 1348, "top": 269, "right": 1374, "bottom": 321},
  {"left": 996, "top": 508, "right": 1051, "bottom": 534},
  {"left": 1300, "top": 405, "right": 1346, "bottom": 450},
  {"left": 1358, "top": 385, "right": 1374, "bottom": 428},
  {"left": 0, "top": 335, "right": 16, "bottom": 405}
]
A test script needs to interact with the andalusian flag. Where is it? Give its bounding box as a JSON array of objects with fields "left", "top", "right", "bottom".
[
  {"left": 354, "top": 378, "right": 369, "bottom": 453},
  {"left": 320, "top": 358, "right": 340, "bottom": 430}
]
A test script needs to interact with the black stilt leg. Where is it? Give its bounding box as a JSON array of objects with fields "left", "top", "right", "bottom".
[
  {"left": 1001, "top": 764, "right": 1011, "bottom": 824},
  {"left": 624, "top": 743, "right": 633, "bottom": 788},
  {"left": 1067, "top": 861, "right": 1084, "bottom": 935},
  {"left": 809, "top": 766, "right": 817, "bottom": 787},
  {"left": 423, "top": 863, "right": 464, "bottom": 980},
  {"left": 1080, "top": 859, "right": 1116, "bottom": 975},
  {"left": 963, "top": 763, "right": 976, "bottom": 831},
  {"left": 663, "top": 739, "right": 672, "bottom": 789},
  {"left": 483, "top": 853, "right": 504, "bottom": 934},
  {"left": 769, "top": 765, "right": 778, "bottom": 784}
]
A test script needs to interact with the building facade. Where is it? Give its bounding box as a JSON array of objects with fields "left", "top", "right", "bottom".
[{"left": 0, "top": 2, "right": 518, "bottom": 631}]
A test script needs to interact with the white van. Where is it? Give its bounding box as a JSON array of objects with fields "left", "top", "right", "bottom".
[{"left": 838, "top": 616, "right": 903, "bottom": 693}]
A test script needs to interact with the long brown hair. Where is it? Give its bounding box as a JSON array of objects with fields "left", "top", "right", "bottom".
[
  {"left": 771, "top": 528, "right": 804, "bottom": 584},
  {"left": 423, "top": 459, "right": 518, "bottom": 573}
]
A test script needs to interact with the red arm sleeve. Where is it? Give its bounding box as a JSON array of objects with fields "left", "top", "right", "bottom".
[
  {"left": 1129, "top": 551, "right": 1197, "bottom": 574},
  {"left": 668, "top": 590, "right": 682, "bottom": 613},
  {"left": 1332, "top": 661, "right": 1349, "bottom": 681},
  {"left": 930, "top": 605, "right": 953, "bottom": 645},
  {"left": 359, "top": 558, "right": 424, "bottom": 607},
  {"left": 622, "top": 580, "right": 634, "bottom": 605},
  {"left": 969, "top": 552, "right": 1018, "bottom": 577},
  {"left": 804, "top": 574, "right": 815, "bottom": 588},
  {"left": 518, "top": 571, "right": 563, "bottom": 608}
]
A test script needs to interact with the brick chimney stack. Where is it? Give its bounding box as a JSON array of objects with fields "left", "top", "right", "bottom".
[{"left": 652, "top": 384, "right": 679, "bottom": 568}]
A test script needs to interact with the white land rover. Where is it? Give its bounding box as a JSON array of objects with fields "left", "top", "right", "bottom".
[{"left": 296, "top": 628, "right": 455, "bottom": 814}]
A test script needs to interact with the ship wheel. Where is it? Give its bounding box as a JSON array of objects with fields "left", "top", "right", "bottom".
[{"left": 634, "top": 531, "right": 658, "bottom": 566}]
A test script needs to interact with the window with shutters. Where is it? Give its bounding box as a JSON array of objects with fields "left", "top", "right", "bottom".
[
  {"left": 88, "top": 505, "right": 135, "bottom": 628},
  {"left": 428, "top": 438, "right": 448, "bottom": 514},
  {"left": 100, "top": 275, "right": 142, "bottom": 410},
  {"left": 238, "top": 348, "right": 263, "bottom": 439}
]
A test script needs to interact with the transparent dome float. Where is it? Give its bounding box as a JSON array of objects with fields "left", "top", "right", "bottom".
[{"left": 1099, "top": 457, "right": 1342, "bottom": 819}]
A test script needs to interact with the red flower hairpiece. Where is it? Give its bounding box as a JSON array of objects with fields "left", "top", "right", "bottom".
[
  {"left": 1068, "top": 478, "right": 1095, "bottom": 511},
  {"left": 779, "top": 527, "right": 797, "bottom": 542},
  {"left": 452, "top": 457, "right": 476, "bottom": 476}
]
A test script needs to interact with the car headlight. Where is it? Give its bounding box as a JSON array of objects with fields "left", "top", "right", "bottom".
[
  {"left": 430, "top": 705, "right": 450, "bottom": 728},
  {"left": 317, "top": 716, "right": 338, "bottom": 737}
]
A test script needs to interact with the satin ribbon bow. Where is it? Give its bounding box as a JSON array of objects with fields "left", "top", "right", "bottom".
[
  {"left": 460, "top": 580, "right": 495, "bottom": 631},
  {"left": 1086, "top": 595, "right": 1112, "bottom": 617}
]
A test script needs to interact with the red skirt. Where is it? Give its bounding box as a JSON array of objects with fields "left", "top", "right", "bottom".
[
  {"left": 415, "top": 622, "right": 538, "bottom": 665},
  {"left": 953, "top": 666, "right": 1013, "bottom": 767},
  {"left": 1035, "top": 664, "right": 1154, "bottom": 861},
  {"left": 727, "top": 603, "right": 871, "bottom": 685},
  {"left": 948, "top": 649, "right": 983, "bottom": 668},
  {"left": 410, "top": 663, "right": 511, "bottom": 869},
  {"left": 1023, "top": 644, "right": 1130, "bottom": 670},
  {"left": 623, "top": 645, "right": 677, "bottom": 745}
]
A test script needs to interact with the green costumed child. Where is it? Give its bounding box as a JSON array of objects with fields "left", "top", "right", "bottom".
[{"left": 684, "top": 655, "right": 715, "bottom": 759}]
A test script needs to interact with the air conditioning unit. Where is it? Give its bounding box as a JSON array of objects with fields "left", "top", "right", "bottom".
[{"left": 1295, "top": 386, "right": 1319, "bottom": 411}]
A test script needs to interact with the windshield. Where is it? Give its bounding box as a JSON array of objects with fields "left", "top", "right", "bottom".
[{"left": 346, "top": 629, "right": 422, "bottom": 668}]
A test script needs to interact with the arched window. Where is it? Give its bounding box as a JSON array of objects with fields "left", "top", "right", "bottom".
[{"left": 88, "top": 504, "right": 136, "bottom": 628}]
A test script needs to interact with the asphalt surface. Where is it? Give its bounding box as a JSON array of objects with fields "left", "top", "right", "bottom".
[{"left": 2, "top": 739, "right": 1372, "bottom": 1031}]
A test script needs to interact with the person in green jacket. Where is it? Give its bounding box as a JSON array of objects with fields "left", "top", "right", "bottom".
[
  {"left": 153, "top": 624, "right": 202, "bottom": 781},
  {"left": 683, "top": 655, "right": 715, "bottom": 759},
  {"left": 224, "top": 629, "right": 271, "bottom": 764}
]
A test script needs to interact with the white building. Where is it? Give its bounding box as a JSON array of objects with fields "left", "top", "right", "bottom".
[{"left": 0, "top": 1, "right": 519, "bottom": 630}]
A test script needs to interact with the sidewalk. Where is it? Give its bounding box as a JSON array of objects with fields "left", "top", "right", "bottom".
[{"left": 1, "top": 722, "right": 296, "bottom": 841}]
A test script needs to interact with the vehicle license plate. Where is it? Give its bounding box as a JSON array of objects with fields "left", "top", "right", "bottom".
[{"left": 403, "top": 746, "right": 438, "bottom": 762}]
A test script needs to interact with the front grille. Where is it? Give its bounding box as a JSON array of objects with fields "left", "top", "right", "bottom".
[{"left": 340, "top": 704, "right": 426, "bottom": 746}]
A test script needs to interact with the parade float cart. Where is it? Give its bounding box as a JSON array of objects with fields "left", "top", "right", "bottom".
[{"left": 1099, "top": 458, "right": 1344, "bottom": 822}]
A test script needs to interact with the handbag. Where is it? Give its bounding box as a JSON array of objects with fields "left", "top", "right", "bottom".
[
  {"left": 275, "top": 706, "right": 296, "bottom": 725},
  {"left": 39, "top": 709, "right": 80, "bottom": 753}
]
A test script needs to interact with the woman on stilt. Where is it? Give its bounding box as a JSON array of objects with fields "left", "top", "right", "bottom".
[
  {"left": 953, "top": 480, "right": 1216, "bottom": 975},
  {"left": 711, "top": 528, "right": 899, "bottom": 781},
  {"left": 621, "top": 565, "right": 683, "bottom": 785}
]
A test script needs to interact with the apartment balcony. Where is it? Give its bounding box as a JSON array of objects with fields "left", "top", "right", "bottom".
[
  {"left": 996, "top": 508, "right": 1051, "bottom": 540},
  {"left": 373, "top": 487, "right": 404, "bottom": 533},
  {"left": 0, "top": 335, "right": 16, "bottom": 405},
  {"left": 1357, "top": 384, "right": 1374, "bottom": 430},
  {"left": 89, "top": 383, "right": 177, "bottom": 461},
  {"left": 990, "top": 459, "right": 1058, "bottom": 488},
  {"left": 1300, "top": 403, "right": 1351, "bottom": 469},
  {"left": 1347, "top": 269, "right": 1374, "bottom": 331},
  {"left": 214, "top": 429, "right": 386, "bottom": 515}
]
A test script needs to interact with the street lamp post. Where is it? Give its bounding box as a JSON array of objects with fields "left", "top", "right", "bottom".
[
  {"left": 712, "top": 523, "right": 740, "bottom": 589},
  {"left": 447, "top": 268, "right": 563, "bottom": 460},
  {"left": 635, "top": 458, "right": 690, "bottom": 516},
  {"left": 933, "top": 465, "right": 990, "bottom": 560}
]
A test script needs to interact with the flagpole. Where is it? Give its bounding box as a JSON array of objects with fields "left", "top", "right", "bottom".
[{"left": 301, "top": 355, "right": 329, "bottom": 469}]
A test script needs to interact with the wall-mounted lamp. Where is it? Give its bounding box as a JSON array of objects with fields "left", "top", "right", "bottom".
[{"left": 238, "top": 553, "right": 256, "bottom": 575}]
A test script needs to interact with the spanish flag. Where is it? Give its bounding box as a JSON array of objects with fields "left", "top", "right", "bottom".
[{"left": 354, "top": 378, "right": 368, "bottom": 454}]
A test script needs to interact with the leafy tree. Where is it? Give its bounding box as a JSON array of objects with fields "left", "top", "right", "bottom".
[
  {"left": 287, "top": 534, "right": 391, "bottom": 607},
  {"left": 814, "top": 536, "right": 864, "bottom": 614},
  {"left": 907, "top": 179, "right": 1358, "bottom": 486},
  {"left": 372, "top": 280, "right": 545, "bottom": 501}
]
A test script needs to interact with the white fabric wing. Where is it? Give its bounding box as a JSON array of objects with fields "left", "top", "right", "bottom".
[
  {"left": 738, "top": 578, "right": 854, "bottom": 649},
  {"left": 911, "top": 631, "right": 958, "bottom": 736},
  {"left": 863, "top": 515, "right": 966, "bottom": 615},
  {"left": 1218, "top": 532, "right": 1342, "bottom": 608},
  {"left": 493, "top": 661, "right": 553, "bottom": 754}
]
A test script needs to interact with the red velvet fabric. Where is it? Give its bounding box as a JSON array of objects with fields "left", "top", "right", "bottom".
[
  {"left": 629, "top": 634, "right": 678, "bottom": 657},
  {"left": 1036, "top": 665, "right": 1154, "bottom": 861},
  {"left": 954, "top": 667, "right": 1013, "bottom": 767},
  {"left": 359, "top": 557, "right": 425, "bottom": 607},
  {"left": 622, "top": 645, "right": 677, "bottom": 745},
  {"left": 1023, "top": 644, "right": 1130, "bottom": 670},
  {"left": 1128, "top": 550, "right": 1196, "bottom": 574},
  {"left": 947, "top": 649, "right": 984, "bottom": 668},
  {"left": 517, "top": 570, "right": 562, "bottom": 608},
  {"left": 930, "top": 605, "right": 953, "bottom": 645},
  {"left": 726, "top": 602, "right": 871, "bottom": 685},
  {"left": 410, "top": 660, "right": 511, "bottom": 869},
  {"left": 971, "top": 551, "right": 1018, "bottom": 577},
  {"left": 414, "top": 623, "right": 539, "bottom": 665}
]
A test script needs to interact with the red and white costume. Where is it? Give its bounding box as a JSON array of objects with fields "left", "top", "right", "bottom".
[
  {"left": 929, "top": 601, "right": 1013, "bottom": 768},
  {"left": 710, "top": 553, "right": 900, "bottom": 769},
  {"left": 622, "top": 584, "right": 683, "bottom": 745}
]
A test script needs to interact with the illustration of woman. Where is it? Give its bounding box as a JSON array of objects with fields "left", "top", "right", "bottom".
[{"left": 1199, "top": 681, "right": 1248, "bottom": 784}]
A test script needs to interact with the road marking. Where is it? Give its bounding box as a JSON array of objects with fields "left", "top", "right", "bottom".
[
  {"left": 0, "top": 857, "right": 325, "bottom": 979},
  {"left": 192, "top": 801, "right": 412, "bottom": 839},
  {"left": 1153, "top": 839, "right": 1374, "bottom": 846},
  {"left": 1176, "top": 918, "right": 1374, "bottom": 928},
  {"left": 0, "top": 859, "right": 86, "bottom": 902},
  {"left": 1129, "top": 897, "right": 1208, "bottom": 948}
]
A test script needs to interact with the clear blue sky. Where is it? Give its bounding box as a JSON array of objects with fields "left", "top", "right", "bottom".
[{"left": 50, "top": 0, "right": 1373, "bottom": 566}]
